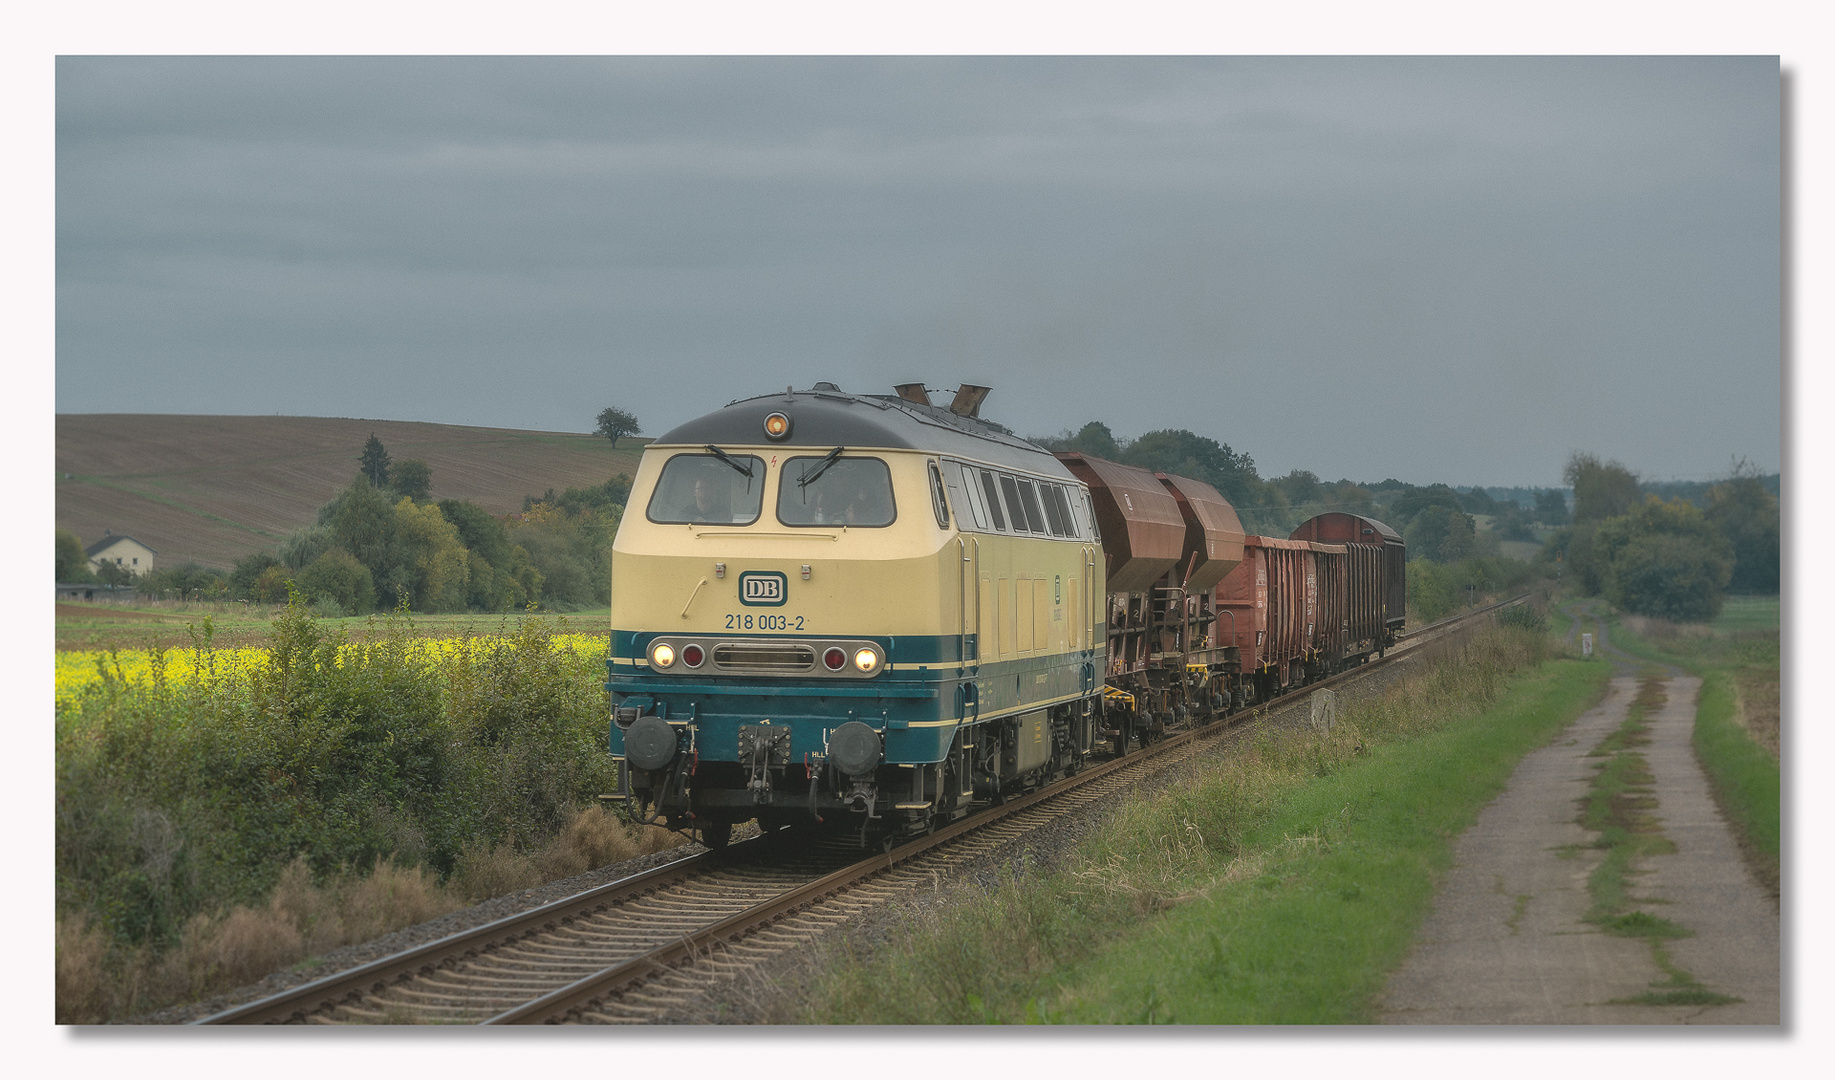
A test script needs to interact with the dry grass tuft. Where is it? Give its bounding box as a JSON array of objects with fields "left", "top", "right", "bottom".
[
  {"left": 339, "top": 860, "right": 456, "bottom": 942},
  {"left": 533, "top": 804, "right": 684, "bottom": 880},
  {"left": 534, "top": 805, "right": 641, "bottom": 879},
  {"left": 1732, "top": 670, "right": 1781, "bottom": 761},
  {"left": 452, "top": 840, "right": 542, "bottom": 901},
  {"left": 55, "top": 914, "right": 115, "bottom": 1025},
  {"left": 269, "top": 856, "right": 345, "bottom": 954},
  {"left": 1622, "top": 614, "right": 1712, "bottom": 642},
  {"left": 181, "top": 906, "right": 305, "bottom": 997}
]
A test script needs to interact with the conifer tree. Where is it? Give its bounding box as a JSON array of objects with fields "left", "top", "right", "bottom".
[{"left": 359, "top": 433, "right": 392, "bottom": 487}]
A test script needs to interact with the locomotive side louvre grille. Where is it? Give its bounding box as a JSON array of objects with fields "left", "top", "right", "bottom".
[{"left": 713, "top": 643, "right": 817, "bottom": 672}]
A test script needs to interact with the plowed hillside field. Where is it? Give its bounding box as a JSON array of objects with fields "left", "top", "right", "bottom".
[{"left": 56, "top": 415, "right": 646, "bottom": 569}]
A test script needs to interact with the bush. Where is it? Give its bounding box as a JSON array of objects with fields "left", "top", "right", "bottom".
[
  {"left": 295, "top": 549, "right": 376, "bottom": 615},
  {"left": 1607, "top": 532, "right": 1733, "bottom": 621},
  {"left": 55, "top": 598, "right": 625, "bottom": 1018},
  {"left": 1408, "top": 556, "right": 1547, "bottom": 623},
  {"left": 252, "top": 564, "right": 294, "bottom": 604},
  {"left": 1597, "top": 497, "right": 1734, "bottom": 620},
  {"left": 1496, "top": 603, "right": 1549, "bottom": 634}
]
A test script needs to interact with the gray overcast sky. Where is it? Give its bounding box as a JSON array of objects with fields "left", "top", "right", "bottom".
[{"left": 55, "top": 56, "right": 1779, "bottom": 488}]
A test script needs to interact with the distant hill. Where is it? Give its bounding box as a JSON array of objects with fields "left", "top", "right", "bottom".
[{"left": 56, "top": 415, "right": 647, "bottom": 569}]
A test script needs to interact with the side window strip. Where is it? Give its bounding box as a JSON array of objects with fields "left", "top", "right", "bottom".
[
  {"left": 979, "top": 470, "right": 1007, "bottom": 531},
  {"left": 943, "top": 461, "right": 979, "bottom": 531},
  {"left": 955, "top": 462, "right": 988, "bottom": 530},
  {"left": 1013, "top": 478, "right": 1048, "bottom": 534},
  {"left": 997, "top": 474, "right": 1026, "bottom": 532},
  {"left": 1040, "top": 483, "right": 1068, "bottom": 536}
]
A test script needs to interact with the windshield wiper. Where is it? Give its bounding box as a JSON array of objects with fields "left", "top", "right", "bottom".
[
  {"left": 797, "top": 446, "right": 846, "bottom": 488},
  {"left": 704, "top": 444, "right": 755, "bottom": 480}
]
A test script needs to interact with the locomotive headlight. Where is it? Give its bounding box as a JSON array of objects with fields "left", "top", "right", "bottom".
[
  {"left": 763, "top": 412, "right": 792, "bottom": 440},
  {"left": 649, "top": 642, "right": 676, "bottom": 669},
  {"left": 853, "top": 647, "right": 881, "bottom": 673}
]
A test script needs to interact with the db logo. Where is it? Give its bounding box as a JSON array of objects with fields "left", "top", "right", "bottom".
[{"left": 738, "top": 571, "right": 787, "bottom": 607}]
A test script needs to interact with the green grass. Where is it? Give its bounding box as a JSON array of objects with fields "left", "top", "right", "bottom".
[
  {"left": 802, "top": 628, "right": 1611, "bottom": 1024},
  {"left": 1692, "top": 670, "right": 1780, "bottom": 865},
  {"left": 1712, "top": 595, "right": 1781, "bottom": 635}
]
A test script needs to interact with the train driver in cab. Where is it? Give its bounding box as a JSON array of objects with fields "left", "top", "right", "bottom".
[{"left": 679, "top": 477, "right": 721, "bottom": 523}]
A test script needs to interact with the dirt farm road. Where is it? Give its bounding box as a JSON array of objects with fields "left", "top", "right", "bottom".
[{"left": 1379, "top": 604, "right": 1779, "bottom": 1024}]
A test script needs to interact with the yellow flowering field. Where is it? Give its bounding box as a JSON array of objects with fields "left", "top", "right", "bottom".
[{"left": 55, "top": 632, "right": 610, "bottom": 710}]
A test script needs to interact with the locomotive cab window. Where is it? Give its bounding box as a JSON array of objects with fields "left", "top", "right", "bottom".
[
  {"left": 778, "top": 455, "right": 896, "bottom": 527},
  {"left": 646, "top": 452, "right": 766, "bottom": 525}
]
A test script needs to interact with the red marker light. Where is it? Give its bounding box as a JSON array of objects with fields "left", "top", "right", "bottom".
[
  {"left": 824, "top": 647, "right": 846, "bottom": 671},
  {"left": 682, "top": 644, "right": 705, "bottom": 668}
]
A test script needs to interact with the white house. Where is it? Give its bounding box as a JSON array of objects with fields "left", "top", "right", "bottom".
[{"left": 85, "top": 532, "right": 156, "bottom": 576}]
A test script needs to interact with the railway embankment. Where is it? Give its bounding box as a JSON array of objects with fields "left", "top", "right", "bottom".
[{"left": 791, "top": 617, "right": 1610, "bottom": 1023}]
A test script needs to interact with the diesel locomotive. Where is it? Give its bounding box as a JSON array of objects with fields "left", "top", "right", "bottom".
[{"left": 605, "top": 383, "right": 1403, "bottom": 848}]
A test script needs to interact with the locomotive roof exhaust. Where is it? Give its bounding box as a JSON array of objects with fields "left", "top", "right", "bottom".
[
  {"left": 889, "top": 382, "right": 991, "bottom": 419},
  {"left": 949, "top": 384, "right": 991, "bottom": 418}
]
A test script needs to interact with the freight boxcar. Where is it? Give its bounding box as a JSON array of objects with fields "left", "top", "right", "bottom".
[
  {"left": 1213, "top": 535, "right": 1350, "bottom": 701},
  {"left": 1289, "top": 512, "right": 1406, "bottom": 659}
]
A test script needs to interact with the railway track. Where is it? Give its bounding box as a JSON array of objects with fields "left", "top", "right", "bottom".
[{"left": 199, "top": 596, "right": 1522, "bottom": 1025}]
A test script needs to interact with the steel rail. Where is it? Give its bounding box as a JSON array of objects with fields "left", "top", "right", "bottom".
[{"left": 195, "top": 850, "right": 720, "bottom": 1024}]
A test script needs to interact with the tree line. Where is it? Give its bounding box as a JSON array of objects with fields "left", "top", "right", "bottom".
[
  {"left": 1538, "top": 453, "right": 1778, "bottom": 620},
  {"left": 1034, "top": 420, "right": 1778, "bottom": 624},
  {"left": 1033, "top": 421, "right": 1571, "bottom": 556}
]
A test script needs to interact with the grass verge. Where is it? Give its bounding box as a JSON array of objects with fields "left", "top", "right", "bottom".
[{"left": 800, "top": 622, "right": 1611, "bottom": 1024}]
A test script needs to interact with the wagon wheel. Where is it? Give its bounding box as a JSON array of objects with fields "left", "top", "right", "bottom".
[{"left": 700, "top": 819, "right": 732, "bottom": 850}]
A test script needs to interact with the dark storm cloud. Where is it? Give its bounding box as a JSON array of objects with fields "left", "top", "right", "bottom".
[{"left": 56, "top": 56, "right": 1778, "bottom": 486}]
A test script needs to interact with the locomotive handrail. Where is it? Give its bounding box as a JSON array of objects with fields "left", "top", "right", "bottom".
[
  {"left": 608, "top": 679, "right": 939, "bottom": 699},
  {"left": 691, "top": 530, "right": 840, "bottom": 540},
  {"left": 961, "top": 531, "right": 976, "bottom": 674},
  {"left": 971, "top": 537, "right": 981, "bottom": 668}
]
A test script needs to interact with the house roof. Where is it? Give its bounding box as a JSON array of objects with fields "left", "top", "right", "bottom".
[{"left": 84, "top": 534, "right": 157, "bottom": 557}]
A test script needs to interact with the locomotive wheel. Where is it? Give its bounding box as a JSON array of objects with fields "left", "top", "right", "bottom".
[{"left": 700, "top": 820, "right": 732, "bottom": 850}]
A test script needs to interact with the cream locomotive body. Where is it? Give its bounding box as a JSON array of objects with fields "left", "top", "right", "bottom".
[{"left": 607, "top": 383, "right": 1105, "bottom": 846}]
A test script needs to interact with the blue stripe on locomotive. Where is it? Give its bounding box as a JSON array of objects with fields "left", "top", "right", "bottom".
[{"left": 606, "top": 631, "right": 1099, "bottom": 765}]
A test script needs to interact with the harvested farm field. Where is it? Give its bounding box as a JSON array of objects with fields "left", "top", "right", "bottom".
[{"left": 56, "top": 414, "right": 646, "bottom": 569}]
